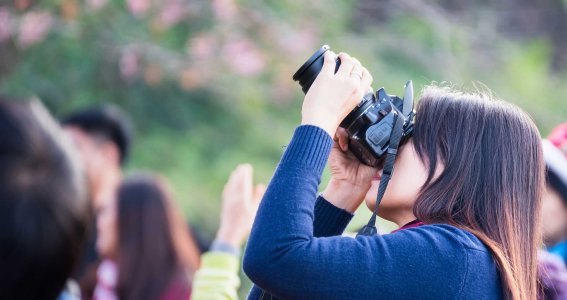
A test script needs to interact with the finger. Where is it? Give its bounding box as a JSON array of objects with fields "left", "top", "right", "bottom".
[
  {"left": 348, "top": 57, "right": 363, "bottom": 84},
  {"left": 349, "top": 64, "right": 363, "bottom": 83},
  {"left": 360, "top": 67, "right": 373, "bottom": 91},
  {"left": 351, "top": 57, "right": 362, "bottom": 69},
  {"left": 321, "top": 51, "right": 337, "bottom": 75},
  {"left": 332, "top": 141, "right": 341, "bottom": 151},
  {"left": 336, "top": 52, "right": 355, "bottom": 77},
  {"left": 222, "top": 166, "right": 241, "bottom": 203},
  {"left": 223, "top": 166, "right": 240, "bottom": 191},
  {"left": 239, "top": 164, "right": 253, "bottom": 201},
  {"left": 338, "top": 137, "right": 348, "bottom": 151},
  {"left": 253, "top": 184, "right": 266, "bottom": 204},
  {"left": 336, "top": 128, "right": 349, "bottom": 151},
  {"left": 333, "top": 132, "right": 340, "bottom": 142}
]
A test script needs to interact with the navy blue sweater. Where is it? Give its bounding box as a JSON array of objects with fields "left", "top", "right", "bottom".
[{"left": 243, "top": 125, "right": 502, "bottom": 300}]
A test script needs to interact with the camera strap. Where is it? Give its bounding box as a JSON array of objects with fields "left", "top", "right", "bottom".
[{"left": 357, "top": 112, "right": 405, "bottom": 237}]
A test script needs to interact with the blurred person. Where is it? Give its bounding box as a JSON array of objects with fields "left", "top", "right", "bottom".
[
  {"left": 192, "top": 164, "right": 265, "bottom": 300},
  {"left": 0, "top": 98, "right": 89, "bottom": 299},
  {"left": 93, "top": 173, "right": 200, "bottom": 300},
  {"left": 538, "top": 136, "right": 567, "bottom": 300},
  {"left": 61, "top": 104, "right": 133, "bottom": 286},
  {"left": 243, "top": 52, "right": 543, "bottom": 299},
  {"left": 62, "top": 104, "right": 132, "bottom": 210},
  {"left": 542, "top": 139, "right": 567, "bottom": 261},
  {"left": 93, "top": 164, "right": 264, "bottom": 300}
]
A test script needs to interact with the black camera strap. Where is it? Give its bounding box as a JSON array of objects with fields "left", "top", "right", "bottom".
[{"left": 357, "top": 112, "right": 406, "bottom": 237}]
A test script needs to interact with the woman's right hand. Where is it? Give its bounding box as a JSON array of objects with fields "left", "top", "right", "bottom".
[
  {"left": 322, "top": 128, "right": 378, "bottom": 213},
  {"left": 301, "top": 51, "right": 373, "bottom": 137}
]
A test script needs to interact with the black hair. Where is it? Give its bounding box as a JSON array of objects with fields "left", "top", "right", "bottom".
[
  {"left": 413, "top": 86, "right": 543, "bottom": 300},
  {"left": 62, "top": 104, "right": 133, "bottom": 165},
  {"left": 0, "top": 97, "right": 89, "bottom": 300},
  {"left": 115, "top": 173, "right": 199, "bottom": 300}
]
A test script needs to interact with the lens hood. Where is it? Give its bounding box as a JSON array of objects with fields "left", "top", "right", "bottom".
[{"left": 292, "top": 45, "right": 333, "bottom": 94}]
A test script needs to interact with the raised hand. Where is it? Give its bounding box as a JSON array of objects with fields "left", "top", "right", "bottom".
[
  {"left": 301, "top": 51, "right": 373, "bottom": 137},
  {"left": 215, "top": 164, "right": 265, "bottom": 248},
  {"left": 322, "top": 128, "right": 378, "bottom": 213}
]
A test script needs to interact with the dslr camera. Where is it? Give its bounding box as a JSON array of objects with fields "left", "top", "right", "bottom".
[{"left": 293, "top": 45, "right": 416, "bottom": 168}]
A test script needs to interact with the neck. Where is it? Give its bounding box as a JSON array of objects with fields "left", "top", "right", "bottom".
[
  {"left": 393, "top": 215, "right": 418, "bottom": 228},
  {"left": 381, "top": 208, "right": 417, "bottom": 228}
]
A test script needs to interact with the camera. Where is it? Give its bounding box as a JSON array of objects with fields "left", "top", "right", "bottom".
[{"left": 292, "top": 45, "right": 416, "bottom": 168}]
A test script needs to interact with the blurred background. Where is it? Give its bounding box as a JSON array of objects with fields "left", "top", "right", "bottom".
[{"left": 1, "top": 0, "right": 567, "bottom": 295}]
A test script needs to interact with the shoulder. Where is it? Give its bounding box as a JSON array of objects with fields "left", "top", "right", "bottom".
[
  {"left": 160, "top": 268, "right": 191, "bottom": 300},
  {"left": 380, "top": 224, "right": 501, "bottom": 298},
  {"left": 385, "top": 224, "right": 491, "bottom": 252},
  {"left": 383, "top": 224, "right": 497, "bottom": 271}
]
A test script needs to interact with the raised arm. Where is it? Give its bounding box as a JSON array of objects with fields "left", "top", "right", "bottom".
[
  {"left": 242, "top": 126, "right": 473, "bottom": 299},
  {"left": 192, "top": 164, "right": 264, "bottom": 300}
]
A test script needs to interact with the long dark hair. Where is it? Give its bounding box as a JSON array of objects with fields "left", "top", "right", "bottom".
[
  {"left": 412, "top": 86, "right": 544, "bottom": 300},
  {"left": 115, "top": 174, "right": 200, "bottom": 300}
]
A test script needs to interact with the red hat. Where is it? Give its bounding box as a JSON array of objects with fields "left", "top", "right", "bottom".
[{"left": 549, "top": 123, "right": 567, "bottom": 157}]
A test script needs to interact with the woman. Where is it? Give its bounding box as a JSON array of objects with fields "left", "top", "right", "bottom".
[
  {"left": 93, "top": 174, "right": 201, "bottom": 300},
  {"left": 94, "top": 164, "right": 264, "bottom": 300},
  {"left": 243, "top": 51, "right": 543, "bottom": 299}
]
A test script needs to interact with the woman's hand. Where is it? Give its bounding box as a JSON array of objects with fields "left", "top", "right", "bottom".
[
  {"left": 322, "top": 128, "right": 378, "bottom": 213},
  {"left": 216, "top": 164, "right": 265, "bottom": 249},
  {"left": 301, "top": 51, "right": 373, "bottom": 137}
]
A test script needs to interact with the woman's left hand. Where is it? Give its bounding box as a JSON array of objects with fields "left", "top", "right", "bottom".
[
  {"left": 322, "top": 128, "right": 378, "bottom": 213},
  {"left": 301, "top": 52, "right": 373, "bottom": 137}
]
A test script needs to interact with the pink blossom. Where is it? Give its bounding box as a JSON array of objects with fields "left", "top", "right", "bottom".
[
  {"left": 127, "top": 0, "right": 149, "bottom": 18},
  {"left": 188, "top": 33, "right": 217, "bottom": 61},
  {"left": 86, "top": 0, "right": 109, "bottom": 11},
  {"left": 157, "top": 0, "right": 186, "bottom": 29},
  {"left": 119, "top": 49, "right": 140, "bottom": 82},
  {"left": 222, "top": 38, "right": 266, "bottom": 76},
  {"left": 18, "top": 11, "right": 53, "bottom": 48},
  {"left": 15, "top": 0, "right": 31, "bottom": 11},
  {"left": 212, "top": 0, "right": 237, "bottom": 22},
  {"left": 0, "top": 8, "right": 11, "bottom": 43}
]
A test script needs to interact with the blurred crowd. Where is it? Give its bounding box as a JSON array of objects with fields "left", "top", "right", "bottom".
[
  {"left": 0, "top": 98, "right": 264, "bottom": 300},
  {"left": 0, "top": 94, "right": 567, "bottom": 300}
]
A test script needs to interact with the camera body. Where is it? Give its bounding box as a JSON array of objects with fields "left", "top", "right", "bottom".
[{"left": 293, "top": 45, "right": 415, "bottom": 168}]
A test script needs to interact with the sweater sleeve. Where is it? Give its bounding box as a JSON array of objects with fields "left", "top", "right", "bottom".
[
  {"left": 246, "top": 196, "right": 353, "bottom": 300},
  {"left": 313, "top": 196, "right": 354, "bottom": 237},
  {"left": 192, "top": 251, "right": 241, "bottom": 300},
  {"left": 243, "top": 125, "right": 482, "bottom": 300}
]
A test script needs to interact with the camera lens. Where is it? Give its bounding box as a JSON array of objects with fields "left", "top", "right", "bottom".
[{"left": 292, "top": 45, "right": 340, "bottom": 94}]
